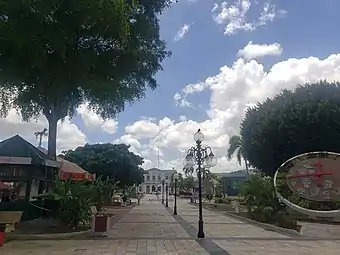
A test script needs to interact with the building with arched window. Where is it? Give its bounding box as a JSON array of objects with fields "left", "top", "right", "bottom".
[{"left": 139, "top": 168, "right": 177, "bottom": 194}]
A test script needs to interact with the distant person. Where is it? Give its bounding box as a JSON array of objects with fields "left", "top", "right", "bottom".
[{"left": 137, "top": 192, "right": 141, "bottom": 205}]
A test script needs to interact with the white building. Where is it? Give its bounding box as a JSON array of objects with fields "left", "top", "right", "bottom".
[{"left": 139, "top": 168, "right": 177, "bottom": 194}]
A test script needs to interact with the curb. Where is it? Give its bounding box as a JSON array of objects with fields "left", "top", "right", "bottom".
[
  {"left": 224, "top": 212, "right": 301, "bottom": 237},
  {"left": 6, "top": 229, "right": 92, "bottom": 241}
]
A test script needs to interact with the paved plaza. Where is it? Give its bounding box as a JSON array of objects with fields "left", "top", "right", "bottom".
[{"left": 2, "top": 194, "right": 340, "bottom": 254}]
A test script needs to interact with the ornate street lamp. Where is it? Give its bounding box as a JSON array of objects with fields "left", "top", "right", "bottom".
[
  {"left": 183, "top": 129, "right": 217, "bottom": 239},
  {"left": 173, "top": 173, "right": 179, "bottom": 215},
  {"left": 165, "top": 180, "right": 169, "bottom": 207},
  {"left": 161, "top": 177, "right": 165, "bottom": 204}
]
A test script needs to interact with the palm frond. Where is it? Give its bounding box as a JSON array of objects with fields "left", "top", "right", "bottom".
[
  {"left": 236, "top": 148, "right": 242, "bottom": 166},
  {"left": 227, "top": 135, "right": 242, "bottom": 161}
]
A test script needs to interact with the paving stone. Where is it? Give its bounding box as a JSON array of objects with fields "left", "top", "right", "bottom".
[
  {"left": 3, "top": 194, "right": 340, "bottom": 254},
  {"left": 214, "top": 240, "right": 340, "bottom": 255}
]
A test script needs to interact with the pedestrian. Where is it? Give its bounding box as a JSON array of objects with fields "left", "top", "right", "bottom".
[{"left": 137, "top": 192, "right": 141, "bottom": 205}]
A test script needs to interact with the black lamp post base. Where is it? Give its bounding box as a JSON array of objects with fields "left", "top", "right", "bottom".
[
  {"left": 174, "top": 207, "right": 177, "bottom": 215},
  {"left": 197, "top": 220, "right": 205, "bottom": 238}
]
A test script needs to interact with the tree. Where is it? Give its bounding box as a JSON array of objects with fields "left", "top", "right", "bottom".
[
  {"left": 0, "top": 0, "right": 172, "bottom": 158},
  {"left": 61, "top": 143, "right": 145, "bottom": 188},
  {"left": 181, "top": 176, "right": 195, "bottom": 192},
  {"left": 227, "top": 135, "right": 249, "bottom": 178},
  {"left": 241, "top": 80, "right": 340, "bottom": 176}
]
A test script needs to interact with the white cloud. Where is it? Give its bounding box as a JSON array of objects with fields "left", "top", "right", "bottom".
[
  {"left": 0, "top": 109, "right": 86, "bottom": 153},
  {"left": 2, "top": 50, "right": 340, "bottom": 175},
  {"left": 125, "top": 120, "right": 160, "bottom": 138},
  {"left": 57, "top": 118, "right": 87, "bottom": 152},
  {"left": 212, "top": 0, "right": 286, "bottom": 35},
  {"left": 173, "top": 92, "right": 193, "bottom": 108},
  {"left": 117, "top": 53, "right": 340, "bottom": 173},
  {"left": 174, "top": 23, "right": 192, "bottom": 41},
  {"left": 237, "top": 41, "right": 283, "bottom": 60},
  {"left": 77, "top": 103, "right": 118, "bottom": 134}
]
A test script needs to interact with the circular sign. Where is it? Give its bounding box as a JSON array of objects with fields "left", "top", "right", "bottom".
[{"left": 274, "top": 151, "right": 340, "bottom": 217}]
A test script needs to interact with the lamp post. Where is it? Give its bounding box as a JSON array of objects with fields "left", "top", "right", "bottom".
[
  {"left": 183, "top": 129, "right": 217, "bottom": 239},
  {"left": 174, "top": 173, "right": 178, "bottom": 215},
  {"left": 165, "top": 181, "right": 169, "bottom": 207},
  {"left": 162, "top": 177, "right": 165, "bottom": 204}
]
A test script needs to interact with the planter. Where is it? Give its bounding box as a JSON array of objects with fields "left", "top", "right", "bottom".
[
  {"left": 92, "top": 214, "right": 110, "bottom": 237},
  {"left": 0, "top": 224, "right": 5, "bottom": 247}
]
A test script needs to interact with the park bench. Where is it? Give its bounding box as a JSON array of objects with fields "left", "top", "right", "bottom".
[{"left": 0, "top": 211, "right": 23, "bottom": 233}]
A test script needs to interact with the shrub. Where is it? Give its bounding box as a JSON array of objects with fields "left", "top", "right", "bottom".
[
  {"left": 91, "top": 176, "right": 119, "bottom": 210},
  {"left": 214, "top": 198, "right": 233, "bottom": 204},
  {"left": 205, "top": 194, "right": 213, "bottom": 202},
  {"left": 240, "top": 174, "right": 287, "bottom": 224},
  {"left": 214, "top": 198, "right": 224, "bottom": 204},
  {"left": 39, "top": 178, "right": 93, "bottom": 227}
]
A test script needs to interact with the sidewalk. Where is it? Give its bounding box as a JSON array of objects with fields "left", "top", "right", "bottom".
[
  {"left": 2, "top": 194, "right": 340, "bottom": 254},
  {"left": 171, "top": 198, "right": 340, "bottom": 254}
]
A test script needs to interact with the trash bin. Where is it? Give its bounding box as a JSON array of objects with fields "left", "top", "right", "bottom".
[
  {"left": 92, "top": 214, "right": 109, "bottom": 237},
  {"left": 0, "top": 224, "right": 6, "bottom": 248}
]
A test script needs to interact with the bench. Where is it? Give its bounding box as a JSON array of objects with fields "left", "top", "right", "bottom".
[{"left": 0, "top": 211, "right": 23, "bottom": 233}]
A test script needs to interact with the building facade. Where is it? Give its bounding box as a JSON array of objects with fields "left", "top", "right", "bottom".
[{"left": 139, "top": 168, "right": 177, "bottom": 194}]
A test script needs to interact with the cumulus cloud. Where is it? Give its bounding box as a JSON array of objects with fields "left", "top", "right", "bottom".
[
  {"left": 77, "top": 103, "right": 118, "bottom": 134},
  {"left": 1, "top": 51, "right": 340, "bottom": 173},
  {"left": 174, "top": 23, "right": 192, "bottom": 41},
  {"left": 237, "top": 41, "right": 283, "bottom": 60},
  {"left": 212, "top": 0, "right": 287, "bottom": 35},
  {"left": 0, "top": 109, "right": 86, "bottom": 153},
  {"left": 123, "top": 53, "right": 340, "bottom": 172}
]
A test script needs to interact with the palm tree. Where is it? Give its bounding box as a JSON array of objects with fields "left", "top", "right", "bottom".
[{"left": 227, "top": 135, "right": 249, "bottom": 179}]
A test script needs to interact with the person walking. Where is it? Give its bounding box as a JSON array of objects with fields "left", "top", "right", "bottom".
[{"left": 137, "top": 192, "right": 141, "bottom": 205}]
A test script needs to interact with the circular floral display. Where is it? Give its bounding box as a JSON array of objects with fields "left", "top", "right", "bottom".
[{"left": 274, "top": 151, "right": 340, "bottom": 216}]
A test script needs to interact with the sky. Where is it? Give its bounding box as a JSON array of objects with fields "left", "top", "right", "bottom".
[{"left": 1, "top": 0, "right": 340, "bottom": 173}]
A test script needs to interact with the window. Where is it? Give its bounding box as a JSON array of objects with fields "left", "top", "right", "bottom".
[
  {"left": 147, "top": 175, "right": 150, "bottom": 181},
  {"left": 158, "top": 176, "right": 161, "bottom": 181},
  {"left": 152, "top": 175, "right": 156, "bottom": 181},
  {"left": 165, "top": 176, "right": 169, "bottom": 180}
]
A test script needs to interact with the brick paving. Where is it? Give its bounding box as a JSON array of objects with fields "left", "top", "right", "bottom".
[{"left": 2, "top": 194, "right": 340, "bottom": 254}]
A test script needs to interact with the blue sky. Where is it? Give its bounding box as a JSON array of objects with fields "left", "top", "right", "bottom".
[{"left": 2, "top": 0, "right": 340, "bottom": 172}]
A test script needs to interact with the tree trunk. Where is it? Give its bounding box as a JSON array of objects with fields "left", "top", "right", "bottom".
[
  {"left": 244, "top": 157, "right": 249, "bottom": 179},
  {"left": 46, "top": 113, "right": 58, "bottom": 159}
]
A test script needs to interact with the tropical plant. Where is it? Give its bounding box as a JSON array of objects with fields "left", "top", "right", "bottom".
[
  {"left": 0, "top": 0, "right": 173, "bottom": 158},
  {"left": 181, "top": 176, "right": 195, "bottom": 193},
  {"left": 241, "top": 80, "right": 340, "bottom": 176},
  {"left": 239, "top": 173, "right": 300, "bottom": 230},
  {"left": 92, "top": 176, "right": 120, "bottom": 211},
  {"left": 39, "top": 178, "right": 93, "bottom": 227},
  {"left": 239, "top": 174, "right": 285, "bottom": 223},
  {"left": 214, "top": 178, "right": 224, "bottom": 198},
  {"left": 227, "top": 135, "right": 249, "bottom": 179}
]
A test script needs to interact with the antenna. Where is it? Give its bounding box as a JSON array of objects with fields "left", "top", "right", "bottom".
[{"left": 157, "top": 149, "right": 160, "bottom": 169}]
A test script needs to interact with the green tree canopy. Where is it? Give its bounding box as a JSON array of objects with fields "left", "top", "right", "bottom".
[
  {"left": 61, "top": 143, "right": 145, "bottom": 188},
  {"left": 0, "top": 0, "right": 172, "bottom": 158},
  {"left": 241, "top": 80, "right": 340, "bottom": 176}
]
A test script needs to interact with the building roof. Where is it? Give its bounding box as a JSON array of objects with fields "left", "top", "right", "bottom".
[
  {"left": 146, "top": 168, "right": 177, "bottom": 173},
  {"left": 0, "top": 135, "right": 58, "bottom": 168}
]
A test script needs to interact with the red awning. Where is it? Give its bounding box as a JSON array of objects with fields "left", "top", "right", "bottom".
[
  {"left": 37, "top": 147, "right": 95, "bottom": 182},
  {"left": 58, "top": 158, "right": 95, "bottom": 181},
  {"left": 0, "top": 181, "right": 9, "bottom": 190}
]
